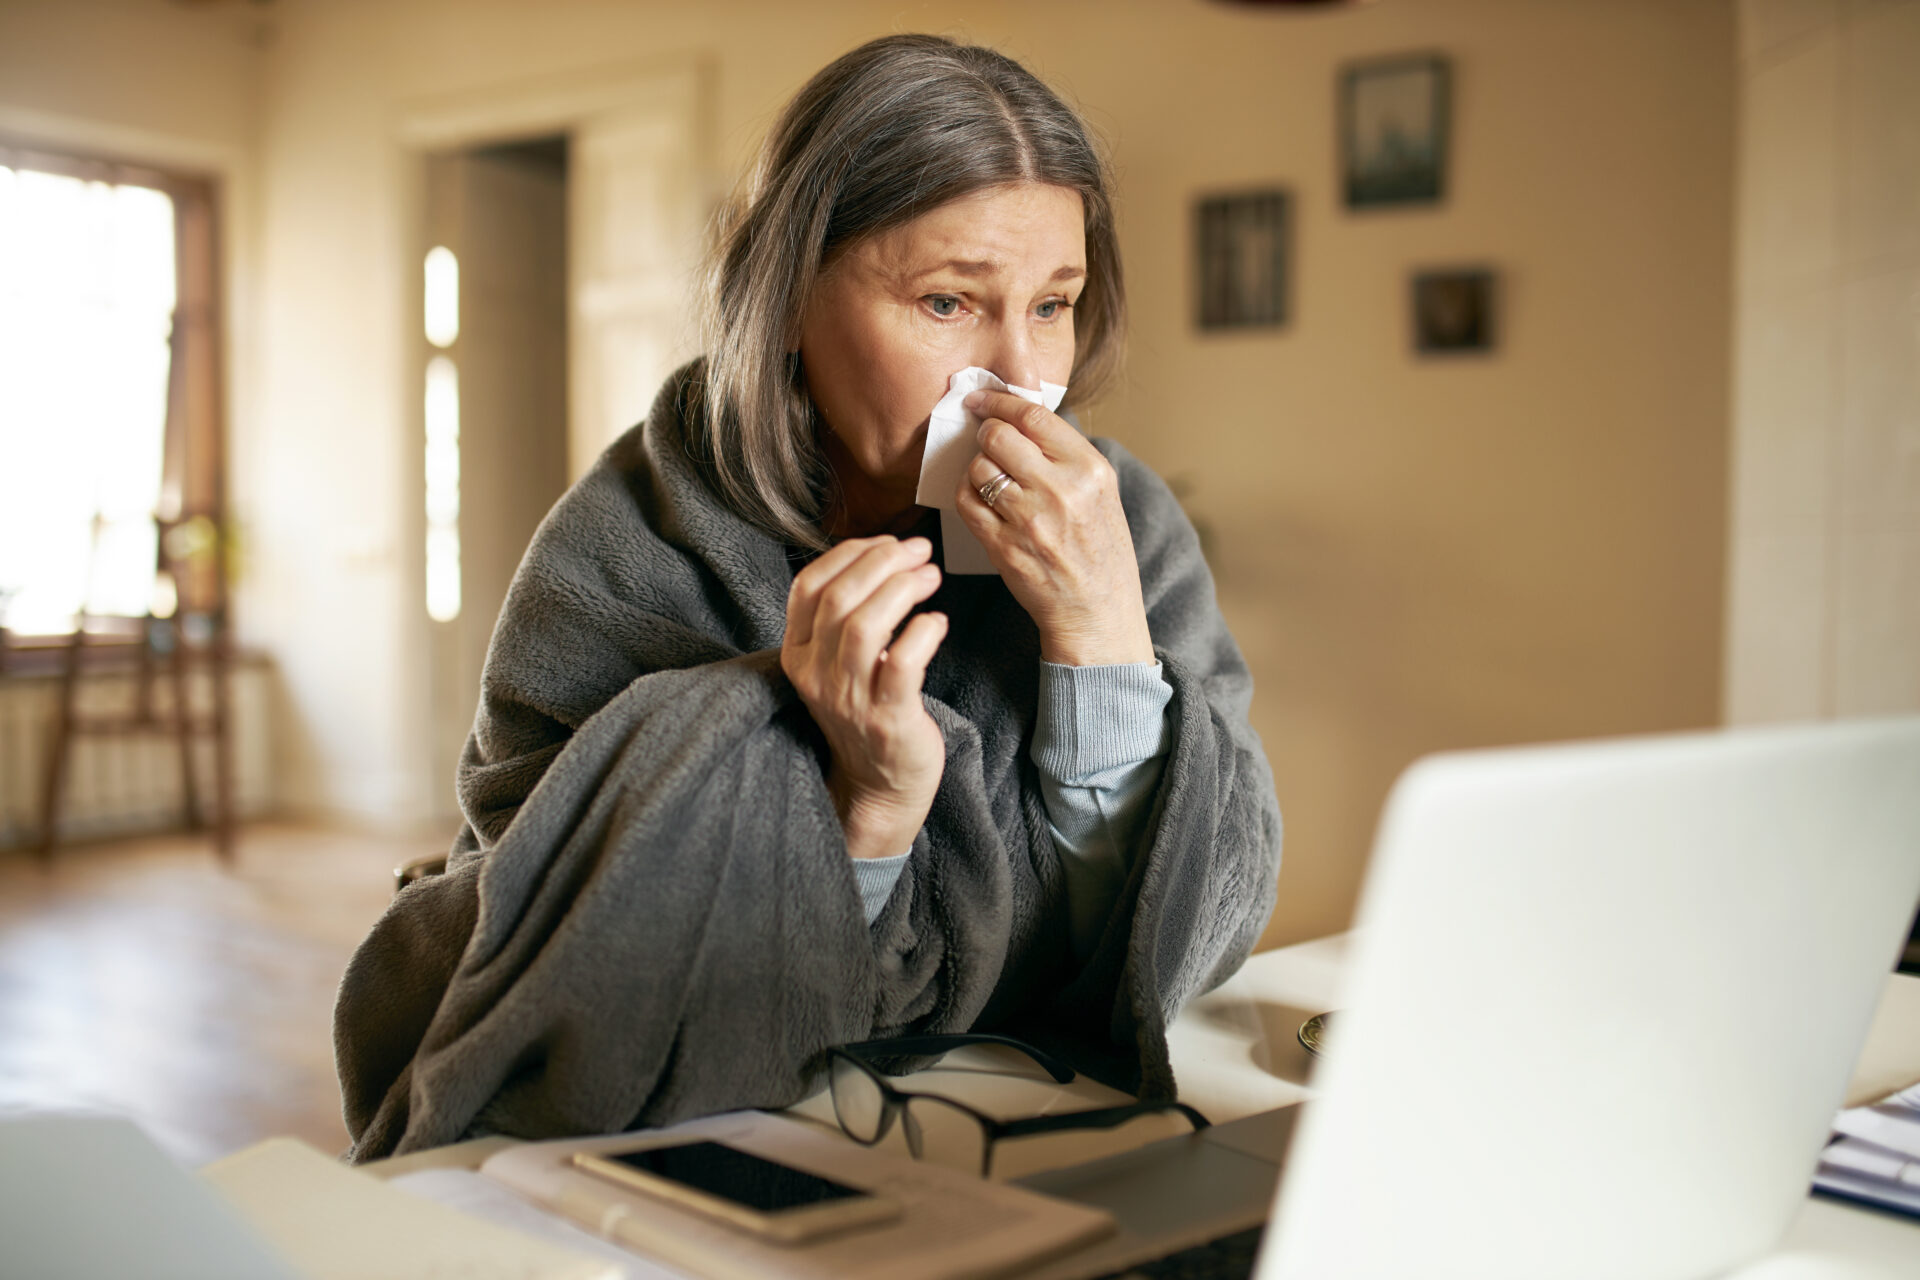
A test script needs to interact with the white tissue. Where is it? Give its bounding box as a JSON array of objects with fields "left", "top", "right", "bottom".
[{"left": 914, "top": 367, "right": 1068, "bottom": 575}]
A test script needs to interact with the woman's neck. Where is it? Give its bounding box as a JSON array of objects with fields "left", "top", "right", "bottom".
[{"left": 820, "top": 430, "right": 924, "bottom": 541}]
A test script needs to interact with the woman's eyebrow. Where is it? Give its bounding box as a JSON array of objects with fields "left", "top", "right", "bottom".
[
  {"left": 911, "top": 258, "right": 1000, "bottom": 279},
  {"left": 909, "top": 260, "right": 1088, "bottom": 282}
]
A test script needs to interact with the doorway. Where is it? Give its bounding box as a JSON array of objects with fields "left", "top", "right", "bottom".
[
  {"left": 422, "top": 136, "right": 571, "bottom": 814},
  {"left": 399, "top": 62, "right": 711, "bottom": 824}
]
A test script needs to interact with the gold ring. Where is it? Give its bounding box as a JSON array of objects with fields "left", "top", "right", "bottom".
[{"left": 978, "top": 472, "right": 1014, "bottom": 509}]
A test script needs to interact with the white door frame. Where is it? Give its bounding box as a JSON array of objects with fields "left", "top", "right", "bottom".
[{"left": 390, "top": 56, "right": 715, "bottom": 820}]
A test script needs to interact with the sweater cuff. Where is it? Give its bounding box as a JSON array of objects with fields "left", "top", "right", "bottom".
[
  {"left": 851, "top": 848, "right": 912, "bottom": 923},
  {"left": 1032, "top": 660, "right": 1175, "bottom": 785}
]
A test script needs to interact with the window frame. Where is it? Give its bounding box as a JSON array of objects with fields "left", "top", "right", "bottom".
[{"left": 0, "top": 138, "right": 228, "bottom": 652}]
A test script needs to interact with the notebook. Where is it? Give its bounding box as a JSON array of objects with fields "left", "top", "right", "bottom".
[{"left": 476, "top": 1110, "right": 1117, "bottom": 1280}]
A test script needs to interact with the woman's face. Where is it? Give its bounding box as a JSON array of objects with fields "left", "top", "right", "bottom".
[{"left": 798, "top": 181, "right": 1087, "bottom": 493}]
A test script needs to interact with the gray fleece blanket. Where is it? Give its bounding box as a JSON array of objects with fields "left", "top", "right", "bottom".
[{"left": 334, "top": 361, "right": 1281, "bottom": 1162}]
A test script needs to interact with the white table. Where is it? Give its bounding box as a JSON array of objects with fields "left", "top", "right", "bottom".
[{"left": 369, "top": 934, "right": 1920, "bottom": 1270}]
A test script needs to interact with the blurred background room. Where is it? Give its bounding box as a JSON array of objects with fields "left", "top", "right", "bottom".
[{"left": 0, "top": 0, "right": 1915, "bottom": 1166}]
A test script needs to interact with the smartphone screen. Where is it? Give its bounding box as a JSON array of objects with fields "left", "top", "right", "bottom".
[{"left": 603, "top": 1142, "right": 869, "bottom": 1214}]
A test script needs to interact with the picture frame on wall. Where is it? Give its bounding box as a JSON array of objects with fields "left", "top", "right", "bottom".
[
  {"left": 1411, "top": 267, "right": 1496, "bottom": 355},
  {"left": 1195, "top": 189, "right": 1291, "bottom": 331},
  {"left": 1342, "top": 53, "right": 1451, "bottom": 209}
]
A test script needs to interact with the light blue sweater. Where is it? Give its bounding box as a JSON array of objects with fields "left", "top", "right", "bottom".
[{"left": 850, "top": 660, "right": 1174, "bottom": 958}]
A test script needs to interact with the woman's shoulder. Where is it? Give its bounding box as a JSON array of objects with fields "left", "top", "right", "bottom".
[
  {"left": 1085, "top": 435, "right": 1219, "bottom": 634},
  {"left": 583, "top": 360, "right": 705, "bottom": 498},
  {"left": 1088, "top": 434, "right": 1155, "bottom": 486},
  {"left": 1088, "top": 437, "right": 1195, "bottom": 543},
  {"left": 533, "top": 361, "right": 723, "bottom": 558},
  {"left": 505, "top": 361, "right": 791, "bottom": 650}
]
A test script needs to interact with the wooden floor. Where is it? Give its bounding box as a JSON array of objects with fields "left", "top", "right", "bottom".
[{"left": 0, "top": 823, "right": 444, "bottom": 1166}]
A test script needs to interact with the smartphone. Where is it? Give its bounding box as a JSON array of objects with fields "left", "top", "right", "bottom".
[{"left": 570, "top": 1141, "right": 901, "bottom": 1244}]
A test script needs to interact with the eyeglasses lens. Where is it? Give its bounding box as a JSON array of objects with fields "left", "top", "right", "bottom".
[
  {"left": 899, "top": 1094, "right": 990, "bottom": 1175},
  {"left": 830, "top": 1056, "right": 887, "bottom": 1144}
]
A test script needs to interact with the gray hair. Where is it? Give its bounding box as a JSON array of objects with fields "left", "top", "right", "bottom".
[{"left": 691, "top": 33, "right": 1127, "bottom": 551}]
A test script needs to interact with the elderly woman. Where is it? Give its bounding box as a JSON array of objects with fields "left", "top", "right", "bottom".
[{"left": 336, "top": 34, "right": 1280, "bottom": 1162}]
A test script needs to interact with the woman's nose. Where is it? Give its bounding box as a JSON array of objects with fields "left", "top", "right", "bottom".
[{"left": 979, "top": 322, "right": 1040, "bottom": 393}]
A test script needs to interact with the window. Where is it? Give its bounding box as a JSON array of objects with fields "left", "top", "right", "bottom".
[{"left": 0, "top": 161, "right": 178, "bottom": 635}]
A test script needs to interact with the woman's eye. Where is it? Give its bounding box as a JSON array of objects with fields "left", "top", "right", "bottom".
[
  {"left": 1036, "top": 298, "right": 1072, "bottom": 321},
  {"left": 926, "top": 295, "right": 961, "bottom": 318}
]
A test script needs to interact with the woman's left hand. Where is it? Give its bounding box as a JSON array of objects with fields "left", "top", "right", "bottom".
[{"left": 955, "top": 388, "right": 1155, "bottom": 667}]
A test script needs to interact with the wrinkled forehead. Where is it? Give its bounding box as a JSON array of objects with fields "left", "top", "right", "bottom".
[{"left": 836, "top": 182, "right": 1087, "bottom": 284}]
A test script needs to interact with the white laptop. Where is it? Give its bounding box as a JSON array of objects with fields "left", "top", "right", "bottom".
[
  {"left": 1019, "top": 717, "right": 1920, "bottom": 1280},
  {"left": 1256, "top": 716, "right": 1920, "bottom": 1280},
  {"left": 0, "top": 1112, "right": 300, "bottom": 1280}
]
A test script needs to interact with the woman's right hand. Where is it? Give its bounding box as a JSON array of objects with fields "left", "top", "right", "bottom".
[{"left": 781, "top": 535, "right": 949, "bottom": 860}]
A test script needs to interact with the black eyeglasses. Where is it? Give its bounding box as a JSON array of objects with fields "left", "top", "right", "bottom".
[{"left": 826, "top": 1033, "right": 1211, "bottom": 1177}]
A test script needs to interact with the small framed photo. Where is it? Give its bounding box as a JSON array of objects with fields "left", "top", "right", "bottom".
[
  {"left": 1195, "top": 189, "right": 1291, "bottom": 331},
  {"left": 1342, "top": 53, "right": 1451, "bottom": 209},
  {"left": 1411, "top": 268, "right": 1496, "bottom": 355}
]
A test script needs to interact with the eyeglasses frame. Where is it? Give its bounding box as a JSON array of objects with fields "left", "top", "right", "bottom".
[{"left": 826, "top": 1032, "right": 1212, "bottom": 1177}]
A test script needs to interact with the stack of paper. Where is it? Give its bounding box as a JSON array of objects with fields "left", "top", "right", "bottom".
[
  {"left": 201, "top": 1137, "right": 630, "bottom": 1280},
  {"left": 1813, "top": 1079, "right": 1920, "bottom": 1218}
]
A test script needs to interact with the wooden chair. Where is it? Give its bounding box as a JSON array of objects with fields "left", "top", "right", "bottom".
[
  {"left": 38, "top": 216, "right": 237, "bottom": 865},
  {"left": 36, "top": 514, "right": 234, "bottom": 864},
  {"left": 393, "top": 853, "right": 449, "bottom": 895}
]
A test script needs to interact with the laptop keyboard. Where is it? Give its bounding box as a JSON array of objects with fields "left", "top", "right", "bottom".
[{"left": 1097, "top": 1226, "right": 1265, "bottom": 1280}]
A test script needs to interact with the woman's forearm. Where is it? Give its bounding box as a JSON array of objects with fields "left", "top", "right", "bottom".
[{"left": 1030, "top": 659, "right": 1175, "bottom": 959}]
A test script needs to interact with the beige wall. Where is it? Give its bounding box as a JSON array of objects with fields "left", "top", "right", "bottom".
[
  {"left": 1725, "top": 0, "right": 1920, "bottom": 725},
  {"left": 3, "top": 1, "right": 1739, "bottom": 947},
  {"left": 1019, "top": 0, "right": 1736, "bottom": 945},
  {"left": 0, "top": 0, "right": 260, "bottom": 150}
]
